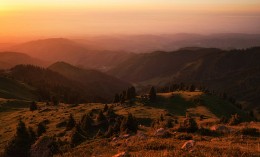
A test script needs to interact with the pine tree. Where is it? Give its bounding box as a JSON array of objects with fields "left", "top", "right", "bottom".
[
  {"left": 97, "top": 110, "right": 106, "bottom": 122},
  {"left": 28, "top": 127, "right": 37, "bottom": 144},
  {"left": 189, "top": 84, "right": 195, "bottom": 92},
  {"left": 37, "top": 122, "right": 46, "bottom": 137},
  {"left": 120, "top": 113, "right": 138, "bottom": 133},
  {"left": 70, "top": 124, "right": 86, "bottom": 147},
  {"left": 103, "top": 104, "right": 109, "bottom": 112},
  {"left": 113, "top": 93, "right": 120, "bottom": 103},
  {"left": 4, "top": 120, "right": 31, "bottom": 157},
  {"left": 66, "top": 114, "right": 76, "bottom": 130},
  {"left": 30, "top": 101, "right": 37, "bottom": 111},
  {"left": 149, "top": 86, "right": 157, "bottom": 102},
  {"left": 80, "top": 114, "right": 93, "bottom": 132}
]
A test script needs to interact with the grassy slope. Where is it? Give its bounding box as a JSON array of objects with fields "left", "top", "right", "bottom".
[
  {"left": 0, "top": 91, "right": 257, "bottom": 156},
  {"left": 0, "top": 77, "right": 36, "bottom": 100}
]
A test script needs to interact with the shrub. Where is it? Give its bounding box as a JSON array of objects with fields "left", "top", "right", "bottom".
[
  {"left": 229, "top": 113, "right": 241, "bottom": 125},
  {"left": 29, "top": 101, "right": 37, "bottom": 111},
  {"left": 219, "top": 116, "right": 228, "bottom": 124},
  {"left": 198, "top": 127, "right": 218, "bottom": 136},
  {"left": 241, "top": 127, "right": 259, "bottom": 136}
]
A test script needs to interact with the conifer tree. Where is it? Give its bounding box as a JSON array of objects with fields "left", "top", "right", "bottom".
[
  {"left": 70, "top": 124, "right": 85, "bottom": 147},
  {"left": 103, "top": 104, "right": 109, "bottom": 112},
  {"left": 37, "top": 122, "right": 46, "bottom": 137},
  {"left": 120, "top": 113, "right": 138, "bottom": 133},
  {"left": 113, "top": 93, "right": 120, "bottom": 103},
  {"left": 80, "top": 114, "right": 93, "bottom": 132},
  {"left": 66, "top": 114, "right": 76, "bottom": 130},
  {"left": 97, "top": 110, "right": 106, "bottom": 122},
  {"left": 30, "top": 101, "right": 37, "bottom": 111},
  {"left": 149, "top": 86, "right": 157, "bottom": 102},
  {"left": 4, "top": 120, "right": 31, "bottom": 157}
]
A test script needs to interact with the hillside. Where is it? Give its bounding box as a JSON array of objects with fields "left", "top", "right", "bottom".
[
  {"left": 48, "top": 62, "right": 130, "bottom": 99},
  {"left": 0, "top": 91, "right": 258, "bottom": 156},
  {"left": 0, "top": 76, "right": 36, "bottom": 100},
  {"left": 109, "top": 47, "right": 260, "bottom": 109},
  {"left": 2, "top": 63, "right": 129, "bottom": 103},
  {"left": 0, "top": 52, "right": 46, "bottom": 69}
]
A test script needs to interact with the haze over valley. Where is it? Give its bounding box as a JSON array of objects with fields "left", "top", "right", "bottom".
[{"left": 0, "top": 1, "right": 260, "bottom": 157}]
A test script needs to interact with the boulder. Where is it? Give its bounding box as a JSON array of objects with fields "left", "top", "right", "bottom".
[
  {"left": 154, "top": 128, "right": 166, "bottom": 136},
  {"left": 210, "top": 125, "right": 230, "bottom": 133},
  {"left": 112, "top": 151, "right": 130, "bottom": 157},
  {"left": 181, "top": 140, "right": 196, "bottom": 151}
]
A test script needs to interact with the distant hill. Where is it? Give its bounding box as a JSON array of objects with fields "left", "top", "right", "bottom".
[
  {"left": 109, "top": 47, "right": 260, "bottom": 108},
  {"left": 2, "top": 63, "right": 130, "bottom": 103},
  {"left": 8, "top": 38, "right": 135, "bottom": 71},
  {"left": 0, "top": 52, "right": 46, "bottom": 69},
  {"left": 9, "top": 38, "right": 87, "bottom": 64},
  {"left": 48, "top": 62, "right": 130, "bottom": 99}
]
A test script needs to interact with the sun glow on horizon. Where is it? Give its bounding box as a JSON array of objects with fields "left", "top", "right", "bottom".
[{"left": 1, "top": 0, "right": 260, "bottom": 41}]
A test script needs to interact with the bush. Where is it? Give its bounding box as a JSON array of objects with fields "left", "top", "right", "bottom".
[
  {"left": 229, "top": 114, "right": 241, "bottom": 125},
  {"left": 241, "top": 127, "right": 259, "bottom": 136},
  {"left": 30, "top": 101, "right": 37, "bottom": 111},
  {"left": 198, "top": 127, "right": 218, "bottom": 136}
]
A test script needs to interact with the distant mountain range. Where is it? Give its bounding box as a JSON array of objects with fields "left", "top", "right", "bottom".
[
  {"left": 2, "top": 33, "right": 260, "bottom": 70},
  {"left": 7, "top": 38, "right": 135, "bottom": 71}
]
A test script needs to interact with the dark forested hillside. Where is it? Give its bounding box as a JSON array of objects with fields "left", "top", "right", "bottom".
[
  {"left": 109, "top": 47, "right": 260, "bottom": 108},
  {"left": 2, "top": 64, "right": 130, "bottom": 103}
]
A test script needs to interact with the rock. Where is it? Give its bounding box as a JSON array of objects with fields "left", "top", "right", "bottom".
[
  {"left": 120, "top": 134, "right": 130, "bottom": 139},
  {"left": 137, "top": 132, "right": 148, "bottom": 140},
  {"left": 181, "top": 140, "right": 196, "bottom": 151},
  {"left": 112, "top": 151, "right": 130, "bottom": 157},
  {"left": 30, "top": 136, "right": 56, "bottom": 157},
  {"left": 154, "top": 128, "right": 166, "bottom": 136},
  {"left": 210, "top": 125, "right": 230, "bottom": 133}
]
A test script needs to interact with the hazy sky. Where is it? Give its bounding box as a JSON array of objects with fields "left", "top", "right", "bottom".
[{"left": 1, "top": 0, "right": 260, "bottom": 41}]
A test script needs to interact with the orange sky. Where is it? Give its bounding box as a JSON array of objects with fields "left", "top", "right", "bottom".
[{"left": 1, "top": 0, "right": 260, "bottom": 42}]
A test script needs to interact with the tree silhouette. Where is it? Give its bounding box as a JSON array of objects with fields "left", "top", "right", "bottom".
[
  {"left": 37, "top": 122, "right": 46, "bottom": 137},
  {"left": 29, "top": 101, "right": 37, "bottom": 111},
  {"left": 149, "top": 86, "right": 157, "bottom": 102},
  {"left": 66, "top": 114, "right": 76, "bottom": 130},
  {"left": 120, "top": 113, "right": 138, "bottom": 133},
  {"left": 4, "top": 120, "right": 31, "bottom": 157}
]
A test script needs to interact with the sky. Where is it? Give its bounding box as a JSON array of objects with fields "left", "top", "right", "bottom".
[{"left": 0, "top": 0, "right": 260, "bottom": 41}]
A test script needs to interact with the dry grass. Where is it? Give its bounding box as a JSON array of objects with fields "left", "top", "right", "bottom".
[{"left": 0, "top": 91, "right": 259, "bottom": 156}]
